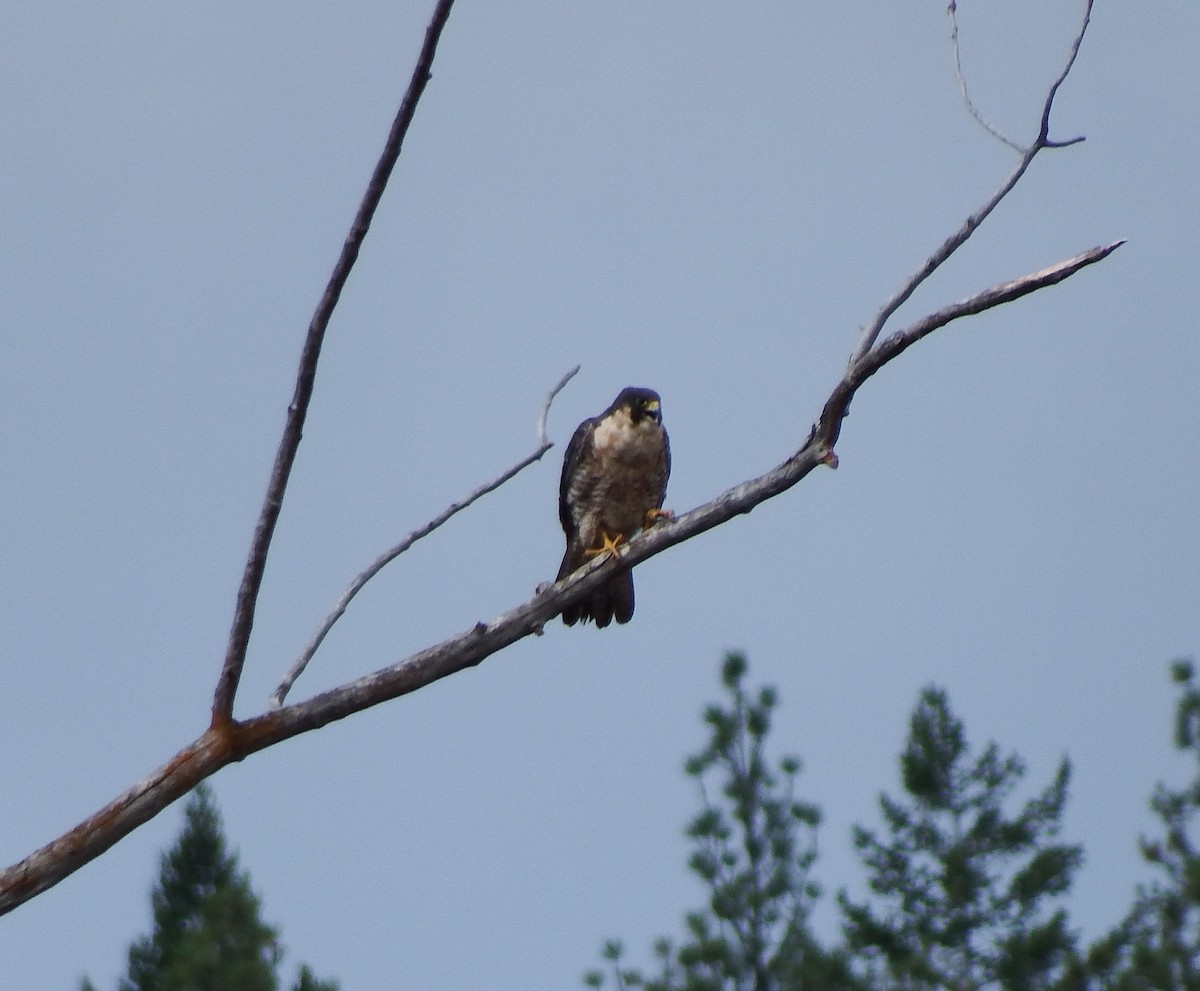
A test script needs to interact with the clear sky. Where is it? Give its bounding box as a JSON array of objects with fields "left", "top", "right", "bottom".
[{"left": 2, "top": 2, "right": 1198, "bottom": 988}]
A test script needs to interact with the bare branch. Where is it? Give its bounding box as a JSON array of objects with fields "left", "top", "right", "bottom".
[
  {"left": 849, "top": 241, "right": 1124, "bottom": 395},
  {"left": 947, "top": 1, "right": 1025, "bottom": 152},
  {"left": 211, "top": 0, "right": 458, "bottom": 726},
  {"left": 269, "top": 366, "right": 579, "bottom": 708},
  {"left": 1039, "top": 0, "right": 1094, "bottom": 148},
  {"left": 848, "top": 154, "right": 1033, "bottom": 369},
  {"left": 849, "top": 0, "right": 1094, "bottom": 367},
  {"left": 0, "top": 242, "right": 1121, "bottom": 917},
  {"left": 0, "top": 731, "right": 229, "bottom": 917},
  {"left": 0, "top": 0, "right": 1117, "bottom": 922},
  {"left": 538, "top": 365, "right": 580, "bottom": 446}
]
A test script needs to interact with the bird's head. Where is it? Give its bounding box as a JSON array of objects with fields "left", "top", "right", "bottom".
[{"left": 614, "top": 387, "right": 663, "bottom": 425}]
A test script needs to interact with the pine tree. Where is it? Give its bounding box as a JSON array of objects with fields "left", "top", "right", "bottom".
[
  {"left": 1083, "top": 660, "right": 1200, "bottom": 990},
  {"left": 840, "top": 686, "right": 1083, "bottom": 991},
  {"left": 292, "top": 964, "right": 341, "bottom": 991},
  {"left": 82, "top": 784, "right": 338, "bottom": 991},
  {"left": 584, "top": 653, "right": 858, "bottom": 991},
  {"left": 118, "top": 783, "right": 279, "bottom": 991}
]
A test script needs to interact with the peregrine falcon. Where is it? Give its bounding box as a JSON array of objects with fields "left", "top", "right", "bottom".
[{"left": 557, "top": 387, "right": 671, "bottom": 627}]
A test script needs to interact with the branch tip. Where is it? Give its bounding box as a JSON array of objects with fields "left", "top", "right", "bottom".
[
  {"left": 947, "top": 0, "right": 1024, "bottom": 151},
  {"left": 1044, "top": 135, "right": 1086, "bottom": 149},
  {"left": 538, "top": 364, "right": 581, "bottom": 446}
]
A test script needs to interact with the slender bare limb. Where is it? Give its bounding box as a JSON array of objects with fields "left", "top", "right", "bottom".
[
  {"left": 947, "top": 1, "right": 1025, "bottom": 152},
  {"left": 269, "top": 365, "right": 579, "bottom": 709},
  {"left": 1038, "top": 0, "right": 1093, "bottom": 149},
  {"left": 0, "top": 241, "right": 1121, "bottom": 917},
  {"left": 536, "top": 366, "right": 580, "bottom": 447},
  {"left": 211, "top": 0, "right": 458, "bottom": 726},
  {"left": 849, "top": 0, "right": 1094, "bottom": 367}
]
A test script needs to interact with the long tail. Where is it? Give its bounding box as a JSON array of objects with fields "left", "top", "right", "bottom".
[{"left": 558, "top": 547, "right": 636, "bottom": 628}]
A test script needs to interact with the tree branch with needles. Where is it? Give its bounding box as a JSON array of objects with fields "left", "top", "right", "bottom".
[{"left": 0, "top": 0, "right": 1119, "bottom": 916}]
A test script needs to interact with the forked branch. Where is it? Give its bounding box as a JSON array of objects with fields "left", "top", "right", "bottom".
[
  {"left": 0, "top": 0, "right": 1118, "bottom": 917},
  {"left": 269, "top": 366, "right": 579, "bottom": 708},
  {"left": 849, "top": 0, "right": 1095, "bottom": 367},
  {"left": 212, "top": 0, "right": 458, "bottom": 726},
  {"left": 0, "top": 240, "right": 1122, "bottom": 917}
]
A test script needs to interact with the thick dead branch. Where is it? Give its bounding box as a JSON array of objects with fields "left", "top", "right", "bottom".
[
  {"left": 212, "top": 0, "right": 458, "bottom": 726},
  {"left": 0, "top": 241, "right": 1122, "bottom": 916},
  {"left": 269, "top": 366, "right": 579, "bottom": 708}
]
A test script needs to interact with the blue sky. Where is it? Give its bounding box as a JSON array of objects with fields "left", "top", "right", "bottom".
[{"left": 2, "top": 2, "right": 1198, "bottom": 988}]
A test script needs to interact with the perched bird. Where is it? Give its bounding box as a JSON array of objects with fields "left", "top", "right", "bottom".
[{"left": 557, "top": 387, "right": 671, "bottom": 627}]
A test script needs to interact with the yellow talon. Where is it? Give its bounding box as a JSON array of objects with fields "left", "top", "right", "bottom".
[
  {"left": 644, "top": 507, "right": 673, "bottom": 527},
  {"left": 584, "top": 530, "right": 625, "bottom": 559}
]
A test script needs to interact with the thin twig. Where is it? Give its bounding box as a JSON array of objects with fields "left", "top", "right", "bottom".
[
  {"left": 537, "top": 365, "right": 579, "bottom": 445},
  {"left": 269, "top": 365, "right": 579, "bottom": 708},
  {"left": 0, "top": 240, "right": 1121, "bottom": 917},
  {"left": 1039, "top": 0, "right": 1093, "bottom": 148},
  {"left": 947, "top": 1, "right": 1025, "bottom": 152},
  {"left": 849, "top": 0, "right": 1093, "bottom": 367},
  {"left": 211, "top": 0, "right": 458, "bottom": 726}
]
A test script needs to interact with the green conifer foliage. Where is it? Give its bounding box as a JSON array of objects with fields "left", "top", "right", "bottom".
[
  {"left": 840, "top": 686, "right": 1083, "bottom": 991},
  {"left": 1087, "top": 660, "right": 1200, "bottom": 991},
  {"left": 292, "top": 963, "right": 341, "bottom": 991},
  {"left": 584, "top": 653, "right": 858, "bottom": 991},
  {"left": 80, "top": 784, "right": 338, "bottom": 991},
  {"left": 119, "top": 784, "right": 280, "bottom": 991}
]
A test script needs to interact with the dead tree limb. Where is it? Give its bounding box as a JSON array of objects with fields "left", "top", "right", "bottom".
[
  {"left": 269, "top": 365, "right": 579, "bottom": 709},
  {"left": 0, "top": 240, "right": 1123, "bottom": 917},
  {"left": 849, "top": 0, "right": 1094, "bottom": 367},
  {"left": 212, "top": 0, "right": 458, "bottom": 727},
  {"left": 0, "top": 0, "right": 1119, "bottom": 916}
]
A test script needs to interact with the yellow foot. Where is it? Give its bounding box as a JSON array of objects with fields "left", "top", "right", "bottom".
[
  {"left": 644, "top": 507, "right": 673, "bottom": 527},
  {"left": 584, "top": 530, "right": 625, "bottom": 559}
]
